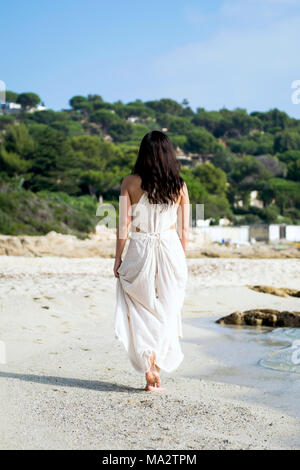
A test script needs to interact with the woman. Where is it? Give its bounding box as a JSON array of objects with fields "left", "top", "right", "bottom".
[{"left": 114, "top": 131, "right": 189, "bottom": 392}]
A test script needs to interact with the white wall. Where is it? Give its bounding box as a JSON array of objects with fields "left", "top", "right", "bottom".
[
  {"left": 286, "top": 225, "right": 300, "bottom": 242},
  {"left": 194, "top": 226, "right": 249, "bottom": 244},
  {"left": 269, "top": 224, "right": 280, "bottom": 242}
]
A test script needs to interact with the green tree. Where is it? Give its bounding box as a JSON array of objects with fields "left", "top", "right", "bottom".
[
  {"left": 169, "top": 135, "right": 187, "bottom": 149},
  {"left": 204, "top": 194, "right": 232, "bottom": 220},
  {"left": 5, "top": 123, "right": 35, "bottom": 158},
  {"left": 192, "top": 108, "right": 223, "bottom": 134},
  {"left": 5, "top": 91, "right": 19, "bottom": 103},
  {"left": 51, "top": 120, "right": 83, "bottom": 137},
  {"left": 263, "top": 178, "right": 300, "bottom": 212},
  {"left": 180, "top": 169, "right": 208, "bottom": 201},
  {"left": 0, "top": 147, "right": 32, "bottom": 176},
  {"left": 109, "top": 121, "right": 133, "bottom": 142},
  {"left": 69, "top": 95, "right": 88, "bottom": 110},
  {"left": 287, "top": 159, "right": 300, "bottom": 181},
  {"left": 193, "top": 163, "right": 227, "bottom": 195},
  {"left": 276, "top": 150, "right": 300, "bottom": 164},
  {"left": 28, "top": 126, "right": 78, "bottom": 192},
  {"left": 229, "top": 155, "right": 269, "bottom": 188},
  {"left": 90, "top": 109, "right": 120, "bottom": 128},
  {"left": 251, "top": 109, "right": 291, "bottom": 133},
  {"left": 211, "top": 146, "right": 235, "bottom": 173},
  {"left": 26, "top": 109, "right": 61, "bottom": 125},
  {"left": 79, "top": 170, "right": 119, "bottom": 197},
  {"left": 184, "top": 128, "right": 217, "bottom": 154},
  {"left": 145, "top": 98, "right": 183, "bottom": 116},
  {"left": 168, "top": 116, "right": 194, "bottom": 135},
  {"left": 274, "top": 131, "right": 300, "bottom": 153},
  {"left": 17, "top": 92, "right": 41, "bottom": 110},
  {"left": 70, "top": 135, "right": 123, "bottom": 172}
]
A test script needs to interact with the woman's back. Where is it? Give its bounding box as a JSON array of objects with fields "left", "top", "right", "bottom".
[
  {"left": 128, "top": 174, "right": 182, "bottom": 234},
  {"left": 131, "top": 190, "right": 179, "bottom": 234}
]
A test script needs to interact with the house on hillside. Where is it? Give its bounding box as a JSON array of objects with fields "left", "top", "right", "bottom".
[
  {"left": 27, "top": 104, "right": 47, "bottom": 113},
  {"left": 175, "top": 147, "right": 214, "bottom": 167},
  {"left": 175, "top": 147, "right": 193, "bottom": 167},
  {"left": 0, "top": 102, "right": 22, "bottom": 114},
  {"left": 233, "top": 190, "right": 265, "bottom": 209},
  {"left": 0, "top": 102, "right": 47, "bottom": 115},
  {"left": 127, "top": 116, "right": 138, "bottom": 123},
  {"left": 249, "top": 190, "right": 264, "bottom": 208}
]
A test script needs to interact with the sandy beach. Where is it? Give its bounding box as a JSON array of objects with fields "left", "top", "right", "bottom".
[{"left": 0, "top": 254, "right": 300, "bottom": 450}]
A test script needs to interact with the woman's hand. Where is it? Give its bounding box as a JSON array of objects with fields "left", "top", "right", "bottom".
[{"left": 114, "top": 257, "right": 122, "bottom": 278}]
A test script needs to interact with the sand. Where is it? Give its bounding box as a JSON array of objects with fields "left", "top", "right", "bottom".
[{"left": 0, "top": 255, "right": 300, "bottom": 449}]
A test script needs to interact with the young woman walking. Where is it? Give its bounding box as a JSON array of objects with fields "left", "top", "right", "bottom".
[{"left": 114, "top": 131, "right": 189, "bottom": 392}]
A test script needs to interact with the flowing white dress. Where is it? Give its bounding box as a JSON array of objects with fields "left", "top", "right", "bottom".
[{"left": 114, "top": 191, "right": 188, "bottom": 374}]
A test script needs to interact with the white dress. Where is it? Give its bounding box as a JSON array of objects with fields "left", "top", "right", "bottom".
[{"left": 114, "top": 191, "right": 188, "bottom": 374}]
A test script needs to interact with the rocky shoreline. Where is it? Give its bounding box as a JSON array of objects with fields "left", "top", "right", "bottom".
[{"left": 217, "top": 308, "right": 300, "bottom": 327}]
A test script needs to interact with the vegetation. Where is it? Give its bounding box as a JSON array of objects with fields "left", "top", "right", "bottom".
[{"left": 0, "top": 92, "right": 300, "bottom": 235}]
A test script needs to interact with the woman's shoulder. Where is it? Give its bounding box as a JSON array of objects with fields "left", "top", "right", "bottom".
[
  {"left": 181, "top": 180, "right": 188, "bottom": 194},
  {"left": 177, "top": 180, "right": 188, "bottom": 205},
  {"left": 121, "top": 173, "right": 141, "bottom": 190},
  {"left": 178, "top": 179, "right": 188, "bottom": 196}
]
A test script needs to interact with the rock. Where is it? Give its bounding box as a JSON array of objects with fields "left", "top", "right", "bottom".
[
  {"left": 247, "top": 285, "right": 300, "bottom": 298},
  {"left": 0, "top": 230, "right": 117, "bottom": 258},
  {"left": 217, "top": 309, "right": 300, "bottom": 328}
]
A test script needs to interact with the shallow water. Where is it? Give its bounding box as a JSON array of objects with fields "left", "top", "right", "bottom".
[
  {"left": 183, "top": 316, "right": 300, "bottom": 417},
  {"left": 259, "top": 329, "right": 300, "bottom": 373}
]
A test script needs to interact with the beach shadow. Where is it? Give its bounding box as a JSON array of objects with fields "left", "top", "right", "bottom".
[{"left": 0, "top": 371, "right": 144, "bottom": 393}]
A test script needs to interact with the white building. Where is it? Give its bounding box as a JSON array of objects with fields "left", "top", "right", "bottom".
[
  {"left": 249, "top": 190, "right": 264, "bottom": 208},
  {"left": 0, "top": 102, "right": 47, "bottom": 115},
  {"left": 194, "top": 225, "right": 250, "bottom": 244},
  {"left": 269, "top": 224, "right": 300, "bottom": 242},
  {"left": 127, "top": 116, "right": 138, "bottom": 123},
  {"left": 0, "top": 102, "right": 22, "bottom": 114},
  {"left": 193, "top": 223, "right": 300, "bottom": 244},
  {"left": 27, "top": 104, "right": 48, "bottom": 113}
]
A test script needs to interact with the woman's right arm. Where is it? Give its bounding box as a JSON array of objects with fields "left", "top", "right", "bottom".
[
  {"left": 114, "top": 176, "right": 132, "bottom": 277},
  {"left": 177, "top": 182, "right": 190, "bottom": 254}
]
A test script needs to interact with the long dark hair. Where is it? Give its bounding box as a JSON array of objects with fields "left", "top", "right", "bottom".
[{"left": 132, "top": 131, "right": 184, "bottom": 204}]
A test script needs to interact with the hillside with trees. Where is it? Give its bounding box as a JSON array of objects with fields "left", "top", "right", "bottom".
[{"left": 0, "top": 91, "right": 300, "bottom": 235}]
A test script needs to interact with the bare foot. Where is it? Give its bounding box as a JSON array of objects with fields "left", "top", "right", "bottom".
[
  {"left": 145, "top": 370, "right": 156, "bottom": 391},
  {"left": 145, "top": 384, "right": 166, "bottom": 392},
  {"left": 144, "top": 354, "right": 166, "bottom": 392}
]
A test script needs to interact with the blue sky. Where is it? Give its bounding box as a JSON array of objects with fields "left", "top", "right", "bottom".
[{"left": 1, "top": 0, "right": 300, "bottom": 117}]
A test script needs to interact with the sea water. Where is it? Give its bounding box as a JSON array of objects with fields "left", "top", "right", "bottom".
[
  {"left": 259, "top": 328, "right": 300, "bottom": 373},
  {"left": 183, "top": 316, "right": 300, "bottom": 418}
]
